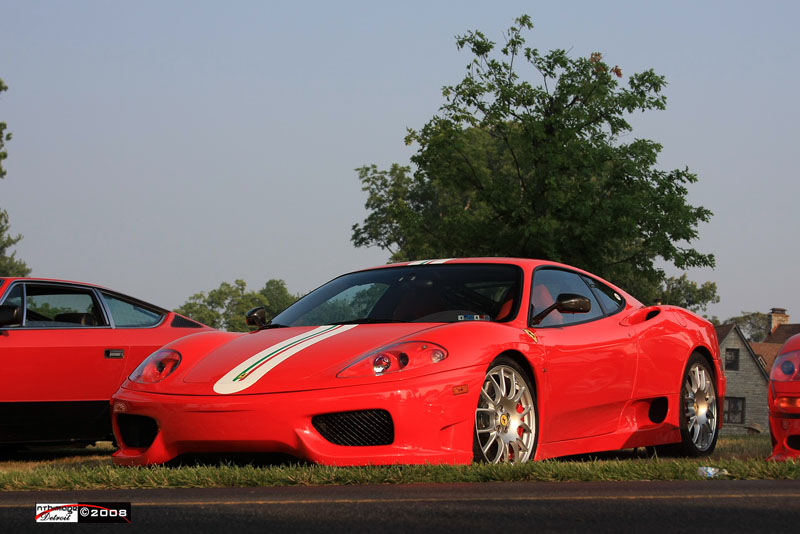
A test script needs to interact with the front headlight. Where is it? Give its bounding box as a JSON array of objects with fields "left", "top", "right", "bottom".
[
  {"left": 129, "top": 349, "right": 182, "bottom": 383},
  {"left": 771, "top": 351, "right": 800, "bottom": 382},
  {"left": 771, "top": 350, "right": 800, "bottom": 414},
  {"left": 337, "top": 341, "right": 448, "bottom": 378}
]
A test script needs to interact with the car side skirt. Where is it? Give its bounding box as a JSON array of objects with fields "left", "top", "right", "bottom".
[{"left": 0, "top": 401, "right": 112, "bottom": 444}]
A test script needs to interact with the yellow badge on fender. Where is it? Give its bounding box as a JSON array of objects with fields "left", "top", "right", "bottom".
[{"left": 523, "top": 329, "right": 538, "bottom": 343}]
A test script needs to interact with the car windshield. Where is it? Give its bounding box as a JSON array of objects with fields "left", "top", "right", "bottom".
[{"left": 273, "top": 264, "right": 523, "bottom": 326}]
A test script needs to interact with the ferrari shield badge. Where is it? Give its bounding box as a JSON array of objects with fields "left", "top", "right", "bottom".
[{"left": 523, "top": 329, "right": 538, "bottom": 343}]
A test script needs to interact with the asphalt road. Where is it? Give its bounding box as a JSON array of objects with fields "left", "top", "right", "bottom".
[{"left": 2, "top": 480, "right": 799, "bottom": 533}]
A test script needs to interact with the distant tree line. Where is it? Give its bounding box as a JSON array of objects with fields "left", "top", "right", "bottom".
[{"left": 175, "top": 279, "right": 299, "bottom": 332}]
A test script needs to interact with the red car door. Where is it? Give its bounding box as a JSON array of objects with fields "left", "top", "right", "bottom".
[
  {"left": 529, "top": 268, "right": 637, "bottom": 443},
  {"left": 0, "top": 282, "right": 127, "bottom": 441},
  {"left": 1, "top": 282, "right": 129, "bottom": 401}
]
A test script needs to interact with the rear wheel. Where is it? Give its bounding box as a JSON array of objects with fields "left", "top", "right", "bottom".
[
  {"left": 473, "top": 357, "right": 537, "bottom": 463},
  {"left": 674, "top": 353, "right": 719, "bottom": 456}
]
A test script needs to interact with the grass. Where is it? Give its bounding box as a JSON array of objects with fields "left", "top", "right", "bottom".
[{"left": 0, "top": 435, "right": 797, "bottom": 491}]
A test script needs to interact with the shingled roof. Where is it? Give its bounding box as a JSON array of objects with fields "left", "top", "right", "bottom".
[
  {"left": 764, "top": 324, "right": 800, "bottom": 345},
  {"left": 714, "top": 323, "right": 735, "bottom": 343},
  {"left": 749, "top": 342, "right": 782, "bottom": 373}
]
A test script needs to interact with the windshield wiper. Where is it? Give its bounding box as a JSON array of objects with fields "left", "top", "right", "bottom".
[{"left": 262, "top": 322, "right": 290, "bottom": 329}]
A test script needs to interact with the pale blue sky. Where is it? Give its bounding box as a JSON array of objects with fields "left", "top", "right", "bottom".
[{"left": 1, "top": 1, "right": 797, "bottom": 322}]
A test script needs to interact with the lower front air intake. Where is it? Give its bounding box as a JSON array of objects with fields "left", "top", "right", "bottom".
[{"left": 312, "top": 409, "right": 394, "bottom": 446}]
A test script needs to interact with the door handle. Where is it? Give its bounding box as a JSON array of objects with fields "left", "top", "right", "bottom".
[{"left": 104, "top": 349, "right": 125, "bottom": 359}]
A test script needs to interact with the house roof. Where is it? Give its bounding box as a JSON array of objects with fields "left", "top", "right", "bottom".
[
  {"left": 714, "top": 323, "right": 735, "bottom": 342},
  {"left": 764, "top": 324, "right": 800, "bottom": 345},
  {"left": 749, "top": 342, "right": 782, "bottom": 373}
]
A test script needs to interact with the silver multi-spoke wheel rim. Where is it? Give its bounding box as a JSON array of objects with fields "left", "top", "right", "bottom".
[
  {"left": 475, "top": 364, "right": 535, "bottom": 463},
  {"left": 684, "top": 362, "right": 717, "bottom": 452}
]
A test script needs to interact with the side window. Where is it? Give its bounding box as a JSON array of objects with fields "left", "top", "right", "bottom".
[
  {"left": 2, "top": 283, "right": 23, "bottom": 308},
  {"left": 0, "top": 284, "right": 23, "bottom": 327},
  {"left": 101, "top": 292, "right": 164, "bottom": 327},
  {"left": 24, "top": 285, "right": 107, "bottom": 327},
  {"left": 582, "top": 275, "right": 625, "bottom": 315},
  {"left": 530, "top": 269, "right": 603, "bottom": 327}
]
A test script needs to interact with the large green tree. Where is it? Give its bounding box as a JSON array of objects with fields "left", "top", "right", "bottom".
[
  {"left": 176, "top": 278, "right": 298, "bottom": 332},
  {"left": 352, "top": 16, "right": 714, "bottom": 303},
  {"left": 0, "top": 76, "right": 31, "bottom": 277}
]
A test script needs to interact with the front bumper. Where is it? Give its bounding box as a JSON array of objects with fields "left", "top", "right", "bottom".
[
  {"left": 768, "top": 413, "right": 800, "bottom": 461},
  {"left": 111, "top": 367, "right": 482, "bottom": 466},
  {"left": 768, "top": 384, "right": 800, "bottom": 461}
]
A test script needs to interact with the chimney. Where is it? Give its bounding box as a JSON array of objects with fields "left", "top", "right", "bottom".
[{"left": 768, "top": 308, "right": 789, "bottom": 334}]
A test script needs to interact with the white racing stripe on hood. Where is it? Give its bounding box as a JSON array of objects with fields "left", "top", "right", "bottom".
[
  {"left": 407, "top": 258, "right": 452, "bottom": 265},
  {"left": 213, "top": 324, "right": 358, "bottom": 394}
]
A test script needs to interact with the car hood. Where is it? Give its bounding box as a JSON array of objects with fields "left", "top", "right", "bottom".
[{"left": 133, "top": 323, "right": 448, "bottom": 396}]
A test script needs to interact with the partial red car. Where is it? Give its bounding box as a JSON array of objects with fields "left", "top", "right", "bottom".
[
  {"left": 0, "top": 277, "right": 212, "bottom": 447},
  {"left": 768, "top": 334, "right": 800, "bottom": 461},
  {"left": 110, "top": 258, "right": 725, "bottom": 466}
]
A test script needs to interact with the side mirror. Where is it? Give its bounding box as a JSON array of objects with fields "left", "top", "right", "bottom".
[
  {"left": 0, "top": 305, "right": 21, "bottom": 328},
  {"left": 531, "top": 293, "right": 591, "bottom": 325},
  {"left": 245, "top": 306, "right": 269, "bottom": 330},
  {"left": 555, "top": 293, "right": 592, "bottom": 314}
]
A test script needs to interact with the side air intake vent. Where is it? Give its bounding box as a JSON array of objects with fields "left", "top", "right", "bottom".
[
  {"left": 117, "top": 414, "right": 159, "bottom": 448},
  {"left": 312, "top": 409, "right": 394, "bottom": 446}
]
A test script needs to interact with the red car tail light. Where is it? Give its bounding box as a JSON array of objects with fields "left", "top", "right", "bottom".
[
  {"left": 129, "top": 349, "right": 182, "bottom": 383},
  {"left": 771, "top": 351, "right": 800, "bottom": 382},
  {"left": 338, "top": 341, "right": 448, "bottom": 378}
]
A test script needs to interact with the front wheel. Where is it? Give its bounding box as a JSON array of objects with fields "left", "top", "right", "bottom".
[
  {"left": 473, "top": 357, "right": 537, "bottom": 463},
  {"left": 675, "top": 353, "right": 719, "bottom": 456}
]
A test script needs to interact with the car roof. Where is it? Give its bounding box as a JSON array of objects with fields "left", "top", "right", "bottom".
[
  {"left": 366, "top": 257, "right": 590, "bottom": 274},
  {"left": 1, "top": 276, "right": 111, "bottom": 289}
]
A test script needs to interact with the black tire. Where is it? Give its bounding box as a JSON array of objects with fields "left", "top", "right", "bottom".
[
  {"left": 670, "top": 353, "right": 720, "bottom": 457},
  {"left": 473, "top": 356, "right": 538, "bottom": 463}
]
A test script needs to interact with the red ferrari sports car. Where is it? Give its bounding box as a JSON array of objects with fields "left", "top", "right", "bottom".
[
  {"left": 0, "top": 277, "right": 211, "bottom": 446},
  {"left": 111, "top": 258, "right": 724, "bottom": 466},
  {"left": 768, "top": 334, "right": 800, "bottom": 461}
]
